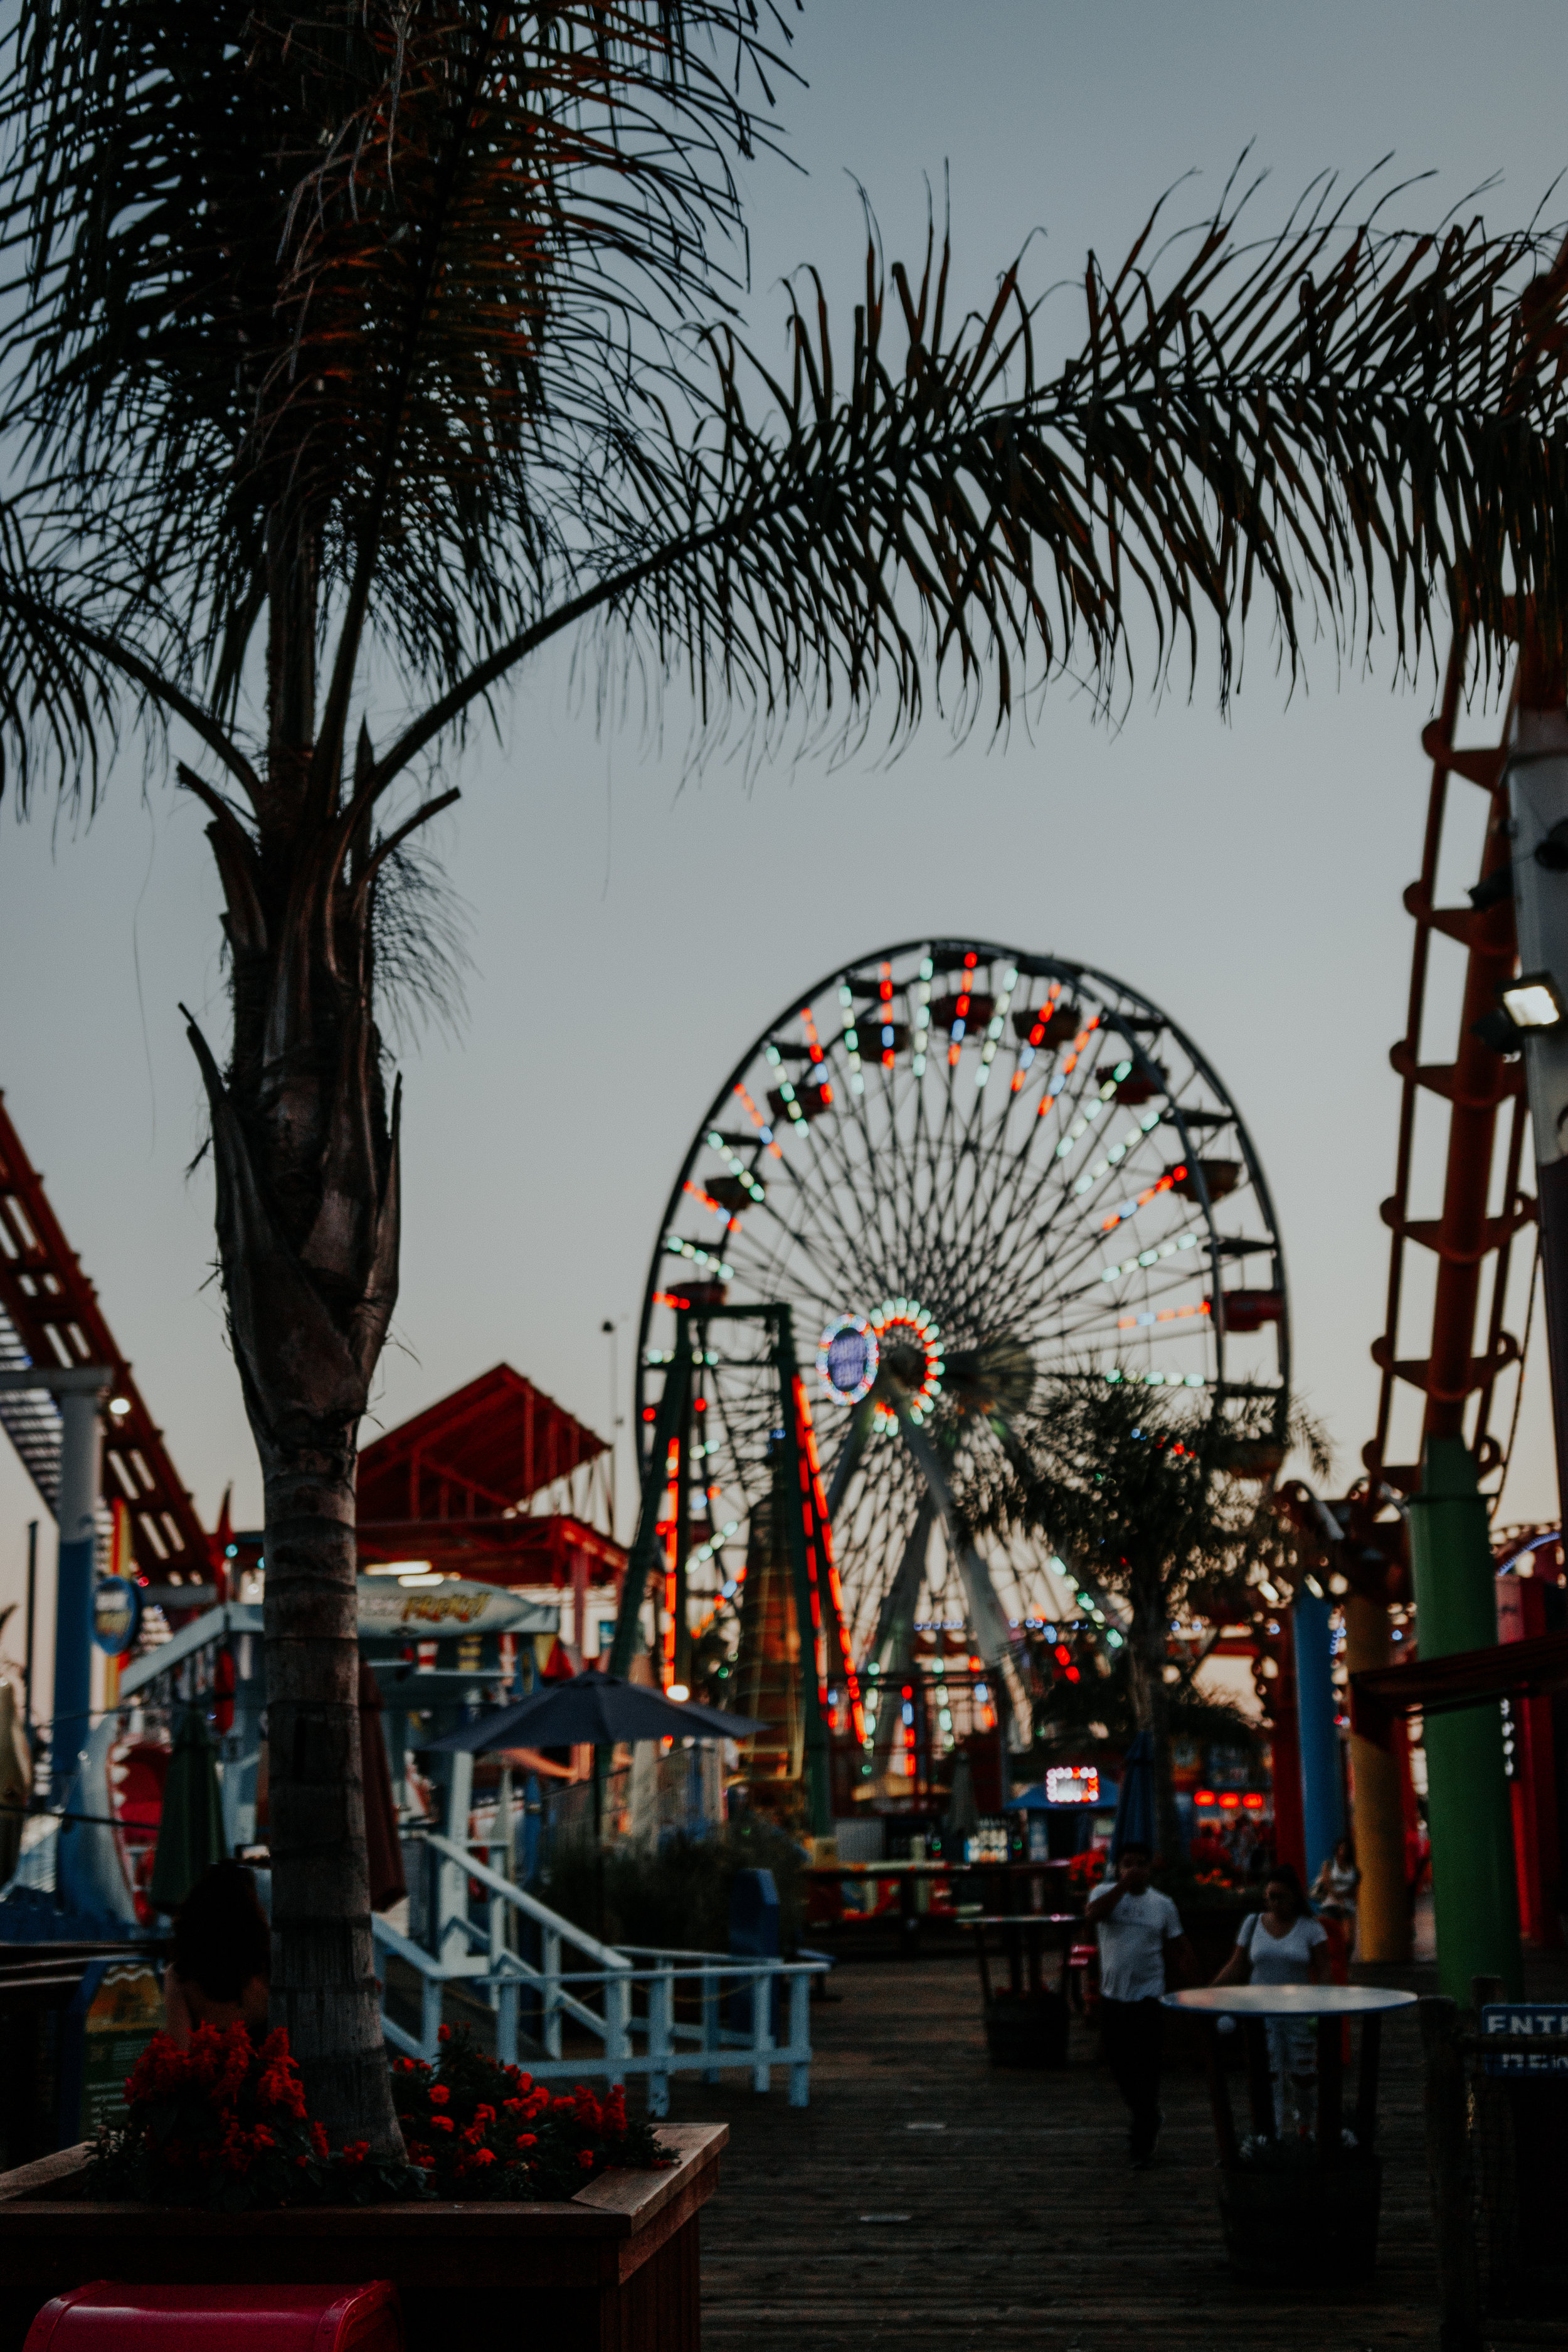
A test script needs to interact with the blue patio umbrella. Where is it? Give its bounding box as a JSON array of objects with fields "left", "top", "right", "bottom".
[
  {"left": 424, "top": 1668, "right": 765, "bottom": 1753},
  {"left": 1111, "top": 1730, "right": 1157, "bottom": 1864}
]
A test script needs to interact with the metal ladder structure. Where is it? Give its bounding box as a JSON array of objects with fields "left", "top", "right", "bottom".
[{"left": 1365, "top": 630, "right": 1535, "bottom": 1495}]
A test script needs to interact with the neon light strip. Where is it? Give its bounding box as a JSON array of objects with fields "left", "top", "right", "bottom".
[
  {"left": 1116, "top": 1301, "right": 1211, "bottom": 1329},
  {"left": 1099, "top": 1165, "right": 1187, "bottom": 1232},
  {"left": 1036, "top": 1014, "right": 1100, "bottom": 1113},
  {"left": 683, "top": 1180, "right": 731, "bottom": 1219},
  {"left": 734, "top": 1081, "right": 784, "bottom": 1160},
  {"left": 794, "top": 1375, "right": 866, "bottom": 1743},
  {"left": 661, "top": 1440, "right": 679, "bottom": 1690}
]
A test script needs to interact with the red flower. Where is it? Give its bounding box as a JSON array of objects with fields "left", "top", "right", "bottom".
[
  {"left": 437, "top": 2025, "right": 452, "bottom": 2043},
  {"left": 339, "top": 2142, "right": 369, "bottom": 2166},
  {"left": 429, "top": 2115, "right": 455, "bottom": 2134},
  {"left": 428, "top": 2085, "right": 450, "bottom": 2106},
  {"left": 310, "top": 2121, "right": 329, "bottom": 2160},
  {"left": 578, "top": 2149, "right": 595, "bottom": 2171},
  {"left": 516, "top": 2133, "right": 537, "bottom": 2149},
  {"left": 465, "top": 2148, "right": 497, "bottom": 2168},
  {"left": 473, "top": 2105, "right": 495, "bottom": 2126},
  {"left": 571, "top": 2086, "right": 603, "bottom": 2133}
]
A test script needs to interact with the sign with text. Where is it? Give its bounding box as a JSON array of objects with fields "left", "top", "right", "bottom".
[
  {"left": 1481, "top": 2003, "right": 1568, "bottom": 2075},
  {"left": 1045, "top": 1766, "right": 1100, "bottom": 1806}
]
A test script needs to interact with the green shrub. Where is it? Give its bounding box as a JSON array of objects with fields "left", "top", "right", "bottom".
[{"left": 541, "top": 1818, "right": 808, "bottom": 1956}]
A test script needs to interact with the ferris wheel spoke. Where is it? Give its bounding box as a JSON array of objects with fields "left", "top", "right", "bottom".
[
  {"left": 864, "top": 1493, "right": 935, "bottom": 1673},
  {"left": 741, "top": 1184, "right": 861, "bottom": 1315},
  {"left": 824, "top": 1396, "right": 878, "bottom": 1519}
]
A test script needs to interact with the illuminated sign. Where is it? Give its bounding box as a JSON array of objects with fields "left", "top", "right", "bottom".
[
  {"left": 93, "top": 1577, "right": 141, "bottom": 1657},
  {"left": 818, "top": 1315, "right": 879, "bottom": 1404},
  {"left": 355, "top": 1579, "right": 558, "bottom": 1636},
  {"left": 1046, "top": 1766, "right": 1099, "bottom": 1805}
]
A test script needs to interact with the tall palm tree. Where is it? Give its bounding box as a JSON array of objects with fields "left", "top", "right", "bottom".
[
  {"left": 961, "top": 1377, "right": 1327, "bottom": 1864},
  {"left": 1, "top": 3, "right": 1565, "bottom": 2144}
]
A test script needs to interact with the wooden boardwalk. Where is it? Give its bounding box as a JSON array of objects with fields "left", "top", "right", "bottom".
[{"left": 655, "top": 1947, "right": 1552, "bottom": 2352}]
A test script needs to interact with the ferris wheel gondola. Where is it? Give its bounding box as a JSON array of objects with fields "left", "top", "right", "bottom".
[{"left": 634, "top": 938, "right": 1289, "bottom": 1738}]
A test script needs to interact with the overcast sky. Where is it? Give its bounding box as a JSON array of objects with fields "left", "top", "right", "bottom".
[{"left": 4, "top": 1, "right": 1567, "bottom": 1684}]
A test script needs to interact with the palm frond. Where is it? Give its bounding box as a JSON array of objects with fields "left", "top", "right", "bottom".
[
  {"left": 0, "top": 0, "right": 800, "bottom": 800},
  {"left": 958, "top": 1370, "right": 1328, "bottom": 1618},
  {"left": 564, "top": 182, "right": 1568, "bottom": 763}
]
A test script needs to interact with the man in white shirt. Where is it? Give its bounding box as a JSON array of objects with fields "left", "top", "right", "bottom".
[{"left": 1085, "top": 1840, "right": 1195, "bottom": 2167}]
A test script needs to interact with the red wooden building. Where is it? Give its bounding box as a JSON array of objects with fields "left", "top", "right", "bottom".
[{"left": 356, "top": 1364, "right": 625, "bottom": 1651}]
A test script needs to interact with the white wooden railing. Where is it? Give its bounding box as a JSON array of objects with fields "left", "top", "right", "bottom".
[{"left": 371, "top": 1831, "right": 824, "bottom": 2111}]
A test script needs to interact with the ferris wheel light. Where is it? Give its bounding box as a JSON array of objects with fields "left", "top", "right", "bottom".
[{"left": 1500, "top": 972, "right": 1567, "bottom": 1030}]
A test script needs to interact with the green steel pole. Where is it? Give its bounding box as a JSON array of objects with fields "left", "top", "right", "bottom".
[{"left": 1406, "top": 1435, "right": 1522, "bottom": 2000}]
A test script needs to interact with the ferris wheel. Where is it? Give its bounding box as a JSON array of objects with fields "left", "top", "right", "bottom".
[{"left": 634, "top": 938, "right": 1290, "bottom": 1716}]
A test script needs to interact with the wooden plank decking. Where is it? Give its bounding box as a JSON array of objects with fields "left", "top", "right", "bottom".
[{"left": 657, "top": 1948, "right": 1566, "bottom": 2352}]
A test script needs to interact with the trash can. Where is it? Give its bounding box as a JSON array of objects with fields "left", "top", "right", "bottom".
[{"left": 24, "top": 2282, "right": 403, "bottom": 2352}]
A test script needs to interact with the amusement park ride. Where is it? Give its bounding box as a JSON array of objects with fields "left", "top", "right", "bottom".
[
  {"left": 611, "top": 627, "right": 1568, "bottom": 1988},
  {"left": 620, "top": 935, "right": 1293, "bottom": 1836},
  {"left": 1, "top": 629, "right": 1566, "bottom": 2003}
]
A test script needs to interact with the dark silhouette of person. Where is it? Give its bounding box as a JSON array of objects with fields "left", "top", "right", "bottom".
[{"left": 162, "top": 1859, "right": 270, "bottom": 2044}]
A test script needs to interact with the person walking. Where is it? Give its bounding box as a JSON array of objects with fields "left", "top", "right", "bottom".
[
  {"left": 1312, "top": 1835, "right": 1361, "bottom": 1959},
  {"left": 1211, "top": 1862, "right": 1330, "bottom": 2132},
  {"left": 1086, "top": 1840, "right": 1195, "bottom": 2168}
]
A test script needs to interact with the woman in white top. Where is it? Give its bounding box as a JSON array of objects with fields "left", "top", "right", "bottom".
[
  {"left": 1312, "top": 1836, "right": 1362, "bottom": 1956},
  {"left": 1211, "top": 1863, "right": 1330, "bottom": 2132}
]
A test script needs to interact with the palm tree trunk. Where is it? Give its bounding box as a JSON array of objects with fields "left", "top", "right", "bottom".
[
  {"left": 1125, "top": 1559, "right": 1184, "bottom": 1868},
  {"left": 260, "top": 1434, "right": 394, "bottom": 2144},
  {"left": 185, "top": 872, "right": 405, "bottom": 2154}
]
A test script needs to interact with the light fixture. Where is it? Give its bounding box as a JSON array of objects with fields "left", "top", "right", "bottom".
[
  {"left": 367, "top": 1560, "right": 435, "bottom": 1578},
  {"left": 396, "top": 1569, "right": 445, "bottom": 1588},
  {"left": 1501, "top": 971, "right": 1567, "bottom": 1030},
  {"left": 108, "top": 1395, "right": 131, "bottom": 1417},
  {"left": 667, "top": 1682, "right": 690, "bottom": 1702}
]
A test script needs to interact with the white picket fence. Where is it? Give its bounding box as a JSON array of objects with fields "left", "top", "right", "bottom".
[{"left": 371, "top": 1831, "right": 824, "bottom": 2112}]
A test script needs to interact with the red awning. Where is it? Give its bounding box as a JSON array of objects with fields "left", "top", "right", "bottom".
[
  {"left": 1350, "top": 1626, "right": 1568, "bottom": 1743},
  {"left": 359, "top": 1364, "right": 607, "bottom": 1522}
]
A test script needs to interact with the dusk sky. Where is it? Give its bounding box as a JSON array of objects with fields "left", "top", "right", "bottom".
[{"left": 4, "top": 1, "right": 1567, "bottom": 1679}]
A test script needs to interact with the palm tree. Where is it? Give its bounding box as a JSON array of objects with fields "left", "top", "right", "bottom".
[
  {"left": 961, "top": 1375, "right": 1327, "bottom": 1863},
  {"left": 0, "top": 3, "right": 1564, "bottom": 2143}
]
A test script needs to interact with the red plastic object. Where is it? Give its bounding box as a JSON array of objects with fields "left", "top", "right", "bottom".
[{"left": 24, "top": 2282, "right": 403, "bottom": 2352}]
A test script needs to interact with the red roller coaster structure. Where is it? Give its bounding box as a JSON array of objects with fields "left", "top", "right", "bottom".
[{"left": 0, "top": 1091, "right": 207, "bottom": 1585}]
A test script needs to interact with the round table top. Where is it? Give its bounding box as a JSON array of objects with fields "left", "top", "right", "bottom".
[
  {"left": 956, "top": 1913, "right": 1079, "bottom": 1929},
  {"left": 1162, "top": 1985, "right": 1419, "bottom": 2017}
]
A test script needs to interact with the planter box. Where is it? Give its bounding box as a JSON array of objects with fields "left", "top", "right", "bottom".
[{"left": 0, "top": 2124, "right": 726, "bottom": 2352}]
